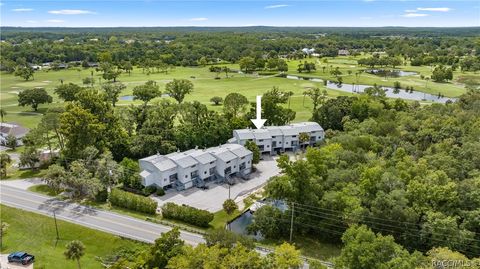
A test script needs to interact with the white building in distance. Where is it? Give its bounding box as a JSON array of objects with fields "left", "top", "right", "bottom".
[{"left": 231, "top": 122, "right": 324, "bottom": 154}]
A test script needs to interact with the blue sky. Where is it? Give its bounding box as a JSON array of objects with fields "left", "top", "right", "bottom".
[{"left": 1, "top": 0, "right": 479, "bottom": 27}]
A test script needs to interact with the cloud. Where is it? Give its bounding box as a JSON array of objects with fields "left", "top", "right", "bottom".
[
  {"left": 404, "top": 9, "right": 417, "bottom": 13},
  {"left": 402, "top": 13, "right": 429, "bottom": 18},
  {"left": 46, "top": 19, "right": 65, "bottom": 23},
  {"left": 189, "top": 17, "right": 208, "bottom": 21},
  {"left": 265, "top": 4, "right": 290, "bottom": 9},
  {"left": 26, "top": 20, "right": 37, "bottom": 23},
  {"left": 48, "top": 9, "right": 95, "bottom": 15},
  {"left": 12, "top": 8, "right": 33, "bottom": 12},
  {"left": 417, "top": 7, "right": 451, "bottom": 12}
]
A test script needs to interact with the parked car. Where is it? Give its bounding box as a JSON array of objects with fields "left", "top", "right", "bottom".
[{"left": 8, "top": 252, "right": 35, "bottom": 265}]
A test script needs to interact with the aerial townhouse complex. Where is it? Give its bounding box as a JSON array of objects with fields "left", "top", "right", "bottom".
[
  {"left": 139, "top": 144, "right": 253, "bottom": 190},
  {"left": 230, "top": 122, "right": 325, "bottom": 154},
  {"left": 139, "top": 122, "right": 324, "bottom": 190}
]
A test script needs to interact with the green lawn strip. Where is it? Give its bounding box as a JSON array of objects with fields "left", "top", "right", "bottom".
[
  {"left": 258, "top": 236, "right": 341, "bottom": 261},
  {"left": 27, "top": 184, "right": 61, "bottom": 196},
  {"left": 3, "top": 168, "right": 47, "bottom": 180},
  {"left": 0, "top": 204, "right": 148, "bottom": 269}
]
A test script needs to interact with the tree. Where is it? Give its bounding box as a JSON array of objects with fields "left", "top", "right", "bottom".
[
  {"left": 393, "top": 81, "right": 401, "bottom": 94},
  {"left": 54, "top": 83, "right": 85, "bottom": 101},
  {"left": 247, "top": 205, "right": 286, "bottom": 239},
  {"left": 0, "top": 153, "right": 12, "bottom": 178},
  {"left": 205, "top": 229, "right": 255, "bottom": 249},
  {"left": 43, "top": 164, "right": 67, "bottom": 193},
  {"left": 0, "top": 108, "right": 7, "bottom": 122},
  {"left": 64, "top": 240, "right": 85, "bottom": 269},
  {"left": 245, "top": 140, "right": 260, "bottom": 164},
  {"left": 133, "top": 80, "right": 161, "bottom": 106},
  {"left": 223, "top": 199, "right": 238, "bottom": 216},
  {"left": 304, "top": 87, "right": 327, "bottom": 111},
  {"left": 5, "top": 134, "right": 17, "bottom": 150},
  {"left": 18, "top": 88, "right": 53, "bottom": 111},
  {"left": 210, "top": 96, "right": 223, "bottom": 105},
  {"left": 250, "top": 87, "right": 295, "bottom": 126},
  {"left": 99, "top": 62, "right": 122, "bottom": 82},
  {"left": 335, "top": 225, "right": 421, "bottom": 269},
  {"left": 14, "top": 65, "right": 34, "bottom": 81},
  {"left": 239, "top": 56, "right": 256, "bottom": 73},
  {"left": 165, "top": 79, "right": 194, "bottom": 103},
  {"left": 102, "top": 82, "right": 126, "bottom": 107},
  {"left": 268, "top": 242, "right": 303, "bottom": 269},
  {"left": 299, "top": 132, "right": 310, "bottom": 151},
  {"left": 59, "top": 103, "right": 106, "bottom": 158},
  {"left": 95, "top": 151, "right": 122, "bottom": 189},
  {"left": 19, "top": 147, "right": 40, "bottom": 171},
  {"left": 223, "top": 92, "right": 249, "bottom": 118},
  {"left": 144, "top": 227, "right": 184, "bottom": 269}
]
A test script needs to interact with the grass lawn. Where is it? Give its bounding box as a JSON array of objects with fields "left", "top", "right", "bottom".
[
  {"left": 0, "top": 204, "right": 148, "bottom": 269},
  {"left": 6, "top": 55, "right": 475, "bottom": 128},
  {"left": 2, "top": 168, "right": 47, "bottom": 180},
  {"left": 27, "top": 184, "right": 61, "bottom": 196},
  {"left": 260, "top": 236, "right": 342, "bottom": 261}
]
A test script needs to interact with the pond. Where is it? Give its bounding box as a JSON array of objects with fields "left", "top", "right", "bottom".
[
  {"left": 283, "top": 75, "right": 455, "bottom": 103},
  {"left": 364, "top": 69, "right": 418, "bottom": 77},
  {"left": 119, "top": 93, "right": 170, "bottom": 101}
]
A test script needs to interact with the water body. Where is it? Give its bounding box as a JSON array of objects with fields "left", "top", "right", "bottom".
[
  {"left": 283, "top": 75, "right": 455, "bottom": 103},
  {"left": 365, "top": 69, "right": 418, "bottom": 77}
]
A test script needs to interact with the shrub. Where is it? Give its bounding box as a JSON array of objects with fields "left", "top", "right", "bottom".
[
  {"left": 143, "top": 185, "right": 157, "bottom": 196},
  {"left": 156, "top": 188, "right": 165, "bottom": 196},
  {"left": 109, "top": 188, "right": 157, "bottom": 214},
  {"left": 161, "top": 202, "right": 214, "bottom": 228}
]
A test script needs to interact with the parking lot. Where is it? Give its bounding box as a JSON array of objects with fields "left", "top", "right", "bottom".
[{"left": 151, "top": 154, "right": 282, "bottom": 212}]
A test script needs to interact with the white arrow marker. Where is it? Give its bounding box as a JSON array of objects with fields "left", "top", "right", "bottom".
[{"left": 251, "top": 95, "right": 267, "bottom": 129}]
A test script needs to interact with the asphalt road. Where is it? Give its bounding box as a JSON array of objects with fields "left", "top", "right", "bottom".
[
  {"left": 0, "top": 185, "right": 205, "bottom": 245},
  {"left": 0, "top": 184, "right": 333, "bottom": 268}
]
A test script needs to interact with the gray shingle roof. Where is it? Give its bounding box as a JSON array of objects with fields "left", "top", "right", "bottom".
[
  {"left": 252, "top": 129, "right": 272, "bottom": 140},
  {"left": 278, "top": 126, "right": 298, "bottom": 136},
  {"left": 184, "top": 149, "right": 216, "bottom": 164},
  {"left": 233, "top": 129, "right": 255, "bottom": 140},
  {"left": 141, "top": 155, "right": 177, "bottom": 171},
  {"left": 224, "top": 144, "right": 252, "bottom": 158},
  {"left": 166, "top": 152, "right": 199, "bottom": 168},
  {"left": 290, "top": 122, "right": 323, "bottom": 133},
  {"left": 265, "top": 126, "right": 283, "bottom": 136},
  {"left": 0, "top": 122, "right": 29, "bottom": 138},
  {"left": 207, "top": 146, "right": 238, "bottom": 162}
]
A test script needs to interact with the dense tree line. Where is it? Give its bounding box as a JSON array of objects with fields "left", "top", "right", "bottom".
[
  {"left": 261, "top": 89, "right": 480, "bottom": 258},
  {"left": 161, "top": 202, "right": 214, "bottom": 227}
]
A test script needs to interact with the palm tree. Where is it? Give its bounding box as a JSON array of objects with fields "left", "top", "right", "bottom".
[
  {"left": 0, "top": 108, "right": 6, "bottom": 123},
  {"left": 0, "top": 153, "right": 12, "bottom": 178},
  {"left": 299, "top": 132, "right": 310, "bottom": 152},
  {"left": 64, "top": 240, "right": 85, "bottom": 269}
]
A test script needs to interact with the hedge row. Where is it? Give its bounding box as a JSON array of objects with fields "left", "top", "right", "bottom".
[
  {"left": 109, "top": 188, "right": 157, "bottom": 214},
  {"left": 161, "top": 202, "right": 214, "bottom": 228}
]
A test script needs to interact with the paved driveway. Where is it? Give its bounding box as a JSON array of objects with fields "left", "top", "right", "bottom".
[{"left": 152, "top": 155, "right": 281, "bottom": 212}]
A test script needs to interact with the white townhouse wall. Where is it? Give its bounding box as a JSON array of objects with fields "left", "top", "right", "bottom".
[
  {"left": 265, "top": 126, "right": 285, "bottom": 153},
  {"left": 278, "top": 126, "right": 300, "bottom": 151},
  {"left": 139, "top": 155, "right": 178, "bottom": 188},
  {"left": 225, "top": 144, "right": 253, "bottom": 176},
  {"left": 291, "top": 122, "right": 325, "bottom": 144},
  {"left": 231, "top": 122, "right": 324, "bottom": 153},
  {"left": 207, "top": 145, "right": 240, "bottom": 178},
  {"left": 183, "top": 149, "right": 217, "bottom": 182},
  {"left": 166, "top": 152, "right": 199, "bottom": 190}
]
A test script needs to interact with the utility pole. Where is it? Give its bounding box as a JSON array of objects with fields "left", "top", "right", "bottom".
[
  {"left": 289, "top": 202, "right": 295, "bottom": 242},
  {"left": 53, "top": 210, "right": 60, "bottom": 246},
  {"left": 228, "top": 184, "right": 231, "bottom": 200}
]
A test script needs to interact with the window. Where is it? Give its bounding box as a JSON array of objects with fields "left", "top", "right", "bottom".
[
  {"left": 164, "top": 178, "right": 167, "bottom": 182},
  {"left": 259, "top": 139, "right": 264, "bottom": 142},
  {"left": 292, "top": 135, "right": 297, "bottom": 138},
  {"left": 267, "top": 145, "right": 270, "bottom": 148},
  {"left": 286, "top": 142, "right": 289, "bottom": 145},
  {"left": 210, "top": 161, "right": 215, "bottom": 164},
  {"left": 239, "top": 162, "right": 246, "bottom": 170},
  {"left": 248, "top": 161, "right": 250, "bottom": 164},
  {"left": 272, "top": 136, "right": 276, "bottom": 138},
  {"left": 234, "top": 165, "right": 236, "bottom": 168},
  {"left": 191, "top": 165, "right": 196, "bottom": 168},
  {"left": 227, "top": 161, "right": 231, "bottom": 164},
  {"left": 241, "top": 156, "right": 245, "bottom": 159},
  {"left": 204, "top": 171, "right": 207, "bottom": 174},
  {"left": 185, "top": 175, "right": 188, "bottom": 178}
]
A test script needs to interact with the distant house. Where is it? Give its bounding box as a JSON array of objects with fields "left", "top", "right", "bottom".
[
  {"left": 338, "top": 49, "right": 350, "bottom": 56},
  {"left": 0, "top": 122, "right": 29, "bottom": 146},
  {"left": 302, "top": 48, "right": 315, "bottom": 55},
  {"left": 231, "top": 122, "right": 324, "bottom": 154}
]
